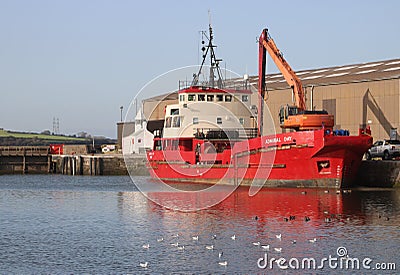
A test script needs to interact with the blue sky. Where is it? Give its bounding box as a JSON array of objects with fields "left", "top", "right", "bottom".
[{"left": 0, "top": 1, "right": 399, "bottom": 138}]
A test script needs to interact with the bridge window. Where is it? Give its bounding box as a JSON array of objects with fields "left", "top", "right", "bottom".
[
  {"left": 216, "top": 94, "right": 224, "bottom": 102},
  {"left": 188, "top": 94, "right": 196, "bottom": 101},
  {"left": 225, "top": 95, "right": 232, "bottom": 102},
  {"left": 179, "top": 94, "right": 185, "bottom": 102},
  {"left": 170, "top": 108, "right": 179, "bottom": 115},
  {"left": 207, "top": 94, "right": 214, "bottom": 101},
  {"left": 165, "top": 117, "right": 172, "bottom": 128},
  {"left": 241, "top": 95, "right": 249, "bottom": 102},
  {"left": 198, "top": 94, "right": 205, "bottom": 101},
  {"left": 217, "top": 117, "right": 222, "bottom": 124},
  {"left": 193, "top": 117, "right": 199, "bottom": 124},
  {"left": 173, "top": 116, "right": 181, "bottom": 127},
  {"left": 239, "top": 118, "right": 244, "bottom": 125}
]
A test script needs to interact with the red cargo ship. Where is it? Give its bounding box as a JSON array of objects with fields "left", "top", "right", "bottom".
[{"left": 146, "top": 26, "right": 372, "bottom": 188}]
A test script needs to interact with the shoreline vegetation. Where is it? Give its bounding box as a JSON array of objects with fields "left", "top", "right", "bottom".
[{"left": 0, "top": 129, "right": 115, "bottom": 146}]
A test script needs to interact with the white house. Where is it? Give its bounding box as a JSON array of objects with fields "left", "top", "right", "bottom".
[{"left": 122, "top": 108, "right": 154, "bottom": 155}]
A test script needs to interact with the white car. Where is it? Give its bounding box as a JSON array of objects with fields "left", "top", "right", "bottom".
[{"left": 366, "top": 140, "right": 400, "bottom": 160}]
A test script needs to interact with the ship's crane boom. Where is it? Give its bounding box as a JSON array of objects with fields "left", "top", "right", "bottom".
[
  {"left": 259, "top": 29, "right": 306, "bottom": 111},
  {"left": 258, "top": 28, "right": 334, "bottom": 131}
]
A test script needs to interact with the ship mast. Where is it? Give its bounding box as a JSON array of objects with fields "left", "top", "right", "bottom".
[{"left": 192, "top": 24, "right": 224, "bottom": 88}]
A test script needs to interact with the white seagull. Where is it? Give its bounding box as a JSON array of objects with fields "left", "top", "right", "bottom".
[
  {"left": 219, "top": 252, "right": 223, "bottom": 259},
  {"left": 142, "top": 244, "right": 150, "bottom": 249},
  {"left": 231, "top": 235, "right": 236, "bottom": 240},
  {"left": 157, "top": 237, "right": 164, "bottom": 242},
  {"left": 170, "top": 242, "right": 179, "bottom": 247},
  {"left": 192, "top": 236, "right": 199, "bottom": 241},
  {"left": 261, "top": 245, "right": 270, "bottom": 251},
  {"left": 205, "top": 245, "right": 214, "bottom": 250},
  {"left": 218, "top": 261, "right": 228, "bottom": 266},
  {"left": 252, "top": 242, "right": 260, "bottom": 246},
  {"left": 309, "top": 238, "right": 317, "bottom": 243},
  {"left": 274, "top": 247, "right": 282, "bottom": 253},
  {"left": 139, "top": 262, "right": 148, "bottom": 268},
  {"left": 177, "top": 245, "right": 185, "bottom": 250},
  {"left": 276, "top": 234, "right": 282, "bottom": 240}
]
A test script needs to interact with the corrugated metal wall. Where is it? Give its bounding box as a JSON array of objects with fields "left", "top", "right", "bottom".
[{"left": 264, "top": 78, "right": 400, "bottom": 141}]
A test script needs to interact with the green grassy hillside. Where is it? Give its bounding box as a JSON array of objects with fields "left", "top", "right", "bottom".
[{"left": 0, "top": 129, "right": 86, "bottom": 143}]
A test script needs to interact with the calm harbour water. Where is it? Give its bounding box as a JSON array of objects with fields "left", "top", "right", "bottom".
[{"left": 0, "top": 175, "right": 399, "bottom": 274}]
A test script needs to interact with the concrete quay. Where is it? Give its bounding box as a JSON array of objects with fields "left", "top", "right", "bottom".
[
  {"left": 357, "top": 160, "right": 400, "bottom": 188},
  {"left": 51, "top": 154, "right": 148, "bottom": 176},
  {"left": 0, "top": 146, "right": 51, "bottom": 174}
]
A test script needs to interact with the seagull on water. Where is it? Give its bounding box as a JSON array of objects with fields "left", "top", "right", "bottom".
[
  {"left": 192, "top": 235, "right": 199, "bottom": 241},
  {"left": 157, "top": 237, "right": 164, "bottom": 242},
  {"left": 218, "top": 261, "right": 228, "bottom": 266},
  {"left": 219, "top": 252, "right": 223, "bottom": 259},
  {"left": 276, "top": 234, "right": 282, "bottom": 240},
  {"left": 292, "top": 240, "right": 297, "bottom": 244},
  {"left": 142, "top": 244, "right": 150, "bottom": 249},
  {"left": 231, "top": 235, "right": 236, "bottom": 240},
  {"left": 274, "top": 247, "right": 282, "bottom": 253},
  {"left": 170, "top": 242, "right": 179, "bottom": 247},
  {"left": 206, "top": 245, "right": 214, "bottom": 250},
  {"left": 177, "top": 245, "right": 185, "bottom": 250},
  {"left": 212, "top": 234, "right": 217, "bottom": 239},
  {"left": 309, "top": 238, "right": 317, "bottom": 243},
  {"left": 261, "top": 245, "right": 270, "bottom": 251},
  {"left": 252, "top": 242, "right": 260, "bottom": 246},
  {"left": 139, "top": 262, "right": 148, "bottom": 268}
]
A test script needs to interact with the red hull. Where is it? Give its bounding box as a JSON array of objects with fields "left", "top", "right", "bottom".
[{"left": 147, "top": 129, "right": 372, "bottom": 188}]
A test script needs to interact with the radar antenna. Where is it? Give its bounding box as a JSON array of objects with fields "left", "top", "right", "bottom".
[{"left": 192, "top": 23, "right": 224, "bottom": 88}]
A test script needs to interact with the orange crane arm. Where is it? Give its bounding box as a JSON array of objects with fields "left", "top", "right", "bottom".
[{"left": 259, "top": 29, "right": 306, "bottom": 111}]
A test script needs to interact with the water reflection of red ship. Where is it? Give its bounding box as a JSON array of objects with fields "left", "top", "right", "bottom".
[
  {"left": 119, "top": 188, "right": 399, "bottom": 228},
  {"left": 146, "top": 187, "right": 370, "bottom": 225}
]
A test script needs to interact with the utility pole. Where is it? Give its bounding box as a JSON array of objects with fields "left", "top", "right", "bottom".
[{"left": 120, "top": 106, "right": 123, "bottom": 122}]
